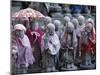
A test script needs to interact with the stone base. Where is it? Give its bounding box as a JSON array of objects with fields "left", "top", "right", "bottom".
[
  {"left": 80, "top": 64, "right": 95, "bottom": 69},
  {"left": 61, "top": 65, "right": 77, "bottom": 71}
]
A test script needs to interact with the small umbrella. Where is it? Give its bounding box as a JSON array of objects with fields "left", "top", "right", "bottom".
[{"left": 12, "top": 8, "right": 45, "bottom": 21}]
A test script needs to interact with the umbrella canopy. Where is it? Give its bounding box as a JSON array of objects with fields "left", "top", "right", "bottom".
[{"left": 12, "top": 8, "right": 45, "bottom": 21}]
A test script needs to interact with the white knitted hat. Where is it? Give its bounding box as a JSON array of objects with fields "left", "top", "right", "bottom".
[{"left": 14, "top": 24, "right": 26, "bottom": 32}]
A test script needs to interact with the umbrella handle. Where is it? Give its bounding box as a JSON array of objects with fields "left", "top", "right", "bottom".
[
  {"left": 45, "top": 22, "right": 48, "bottom": 36},
  {"left": 44, "top": 21, "right": 48, "bottom": 68},
  {"left": 27, "top": 21, "right": 30, "bottom": 28}
]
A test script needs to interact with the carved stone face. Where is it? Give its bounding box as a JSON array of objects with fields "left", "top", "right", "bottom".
[
  {"left": 85, "top": 22, "right": 93, "bottom": 32},
  {"left": 67, "top": 27, "right": 73, "bottom": 34},
  {"left": 48, "top": 28, "right": 55, "bottom": 35},
  {"left": 72, "top": 18, "right": 79, "bottom": 29},
  {"left": 53, "top": 20, "right": 61, "bottom": 31},
  {"left": 66, "top": 22, "right": 74, "bottom": 34},
  {"left": 15, "top": 30, "right": 24, "bottom": 38},
  {"left": 78, "top": 15, "right": 85, "bottom": 26},
  {"left": 34, "top": 22, "right": 39, "bottom": 30},
  {"left": 47, "top": 23, "right": 55, "bottom": 35},
  {"left": 31, "top": 21, "right": 39, "bottom": 30}
]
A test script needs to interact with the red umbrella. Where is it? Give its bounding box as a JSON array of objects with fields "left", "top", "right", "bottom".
[{"left": 12, "top": 8, "right": 45, "bottom": 21}]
